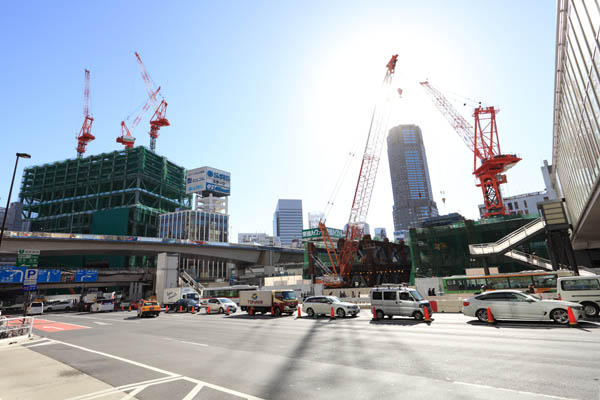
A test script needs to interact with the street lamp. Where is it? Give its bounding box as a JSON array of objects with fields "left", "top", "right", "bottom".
[{"left": 0, "top": 152, "right": 31, "bottom": 248}]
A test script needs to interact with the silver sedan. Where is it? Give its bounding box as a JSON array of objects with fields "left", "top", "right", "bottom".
[{"left": 462, "top": 289, "right": 584, "bottom": 324}]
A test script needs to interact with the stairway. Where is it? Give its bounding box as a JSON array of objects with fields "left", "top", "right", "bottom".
[
  {"left": 179, "top": 270, "right": 205, "bottom": 295},
  {"left": 469, "top": 218, "right": 546, "bottom": 256}
]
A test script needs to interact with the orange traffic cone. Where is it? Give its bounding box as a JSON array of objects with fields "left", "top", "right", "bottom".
[
  {"left": 128, "top": 305, "right": 131, "bottom": 312},
  {"left": 567, "top": 306, "right": 578, "bottom": 327},
  {"left": 271, "top": 306, "right": 275, "bottom": 316},
  {"left": 486, "top": 307, "right": 495, "bottom": 324},
  {"left": 424, "top": 306, "right": 432, "bottom": 323},
  {"left": 179, "top": 305, "right": 183, "bottom": 313},
  {"left": 225, "top": 305, "right": 230, "bottom": 315},
  {"left": 372, "top": 306, "right": 377, "bottom": 320},
  {"left": 207, "top": 305, "right": 211, "bottom": 314},
  {"left": 297, "top": 305, "right": 301, "bottom": 318},
  {"left": 330, "top": 306, "right": 335, "bottom": 319},
  {"left": 165, "top": 305, "right": 169, "bottom": 313},
  {"left": 121, "top": 305, "right": 124, "bottom": 311},
  {"left": 191, "top": 306, "right": 196, "bottom": 314},
  {"left": 250, "top": 306, "right": 253, "bottom": 316}
]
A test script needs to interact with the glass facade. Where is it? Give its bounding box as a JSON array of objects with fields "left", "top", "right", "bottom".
[
  {"left": 387, "top": 125, "right": 438, "bottom": 231},
  {"left": 159, "top": 210, "right": 229, "bottom": 280},
  {"left": 273, "top": 199, "right": 303, "bottom": 247},
  {"left": 553, "top": 0, "right": 600, "bottom": 235}
]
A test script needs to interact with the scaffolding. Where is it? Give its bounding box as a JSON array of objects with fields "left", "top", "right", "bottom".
[
  {"left": 19, "top": 147, "right": 189, "bottom": 238},
  {"left": 407, "top": 215, "right": 549, "bottom": 278}
]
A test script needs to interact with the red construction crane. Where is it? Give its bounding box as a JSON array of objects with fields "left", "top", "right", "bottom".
[
  {"left": 318, "top": 54, "right": 399, "bottom": 285},
  {"left": 135, "top": 52, "right": 170, "bottom": 152},
  {"left": 76, "top": 69, "right": 95, "bottom": 158},
  {"left": 117, "top": 87, "right": 160, "bottom": 149},
  {"left": 420, "top": 81, "right": 521, "bottom": 217}
]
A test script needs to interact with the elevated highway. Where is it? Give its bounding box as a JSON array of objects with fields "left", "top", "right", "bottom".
[{"left": 0, "top": 231, "right": 303, "bottom": 266}]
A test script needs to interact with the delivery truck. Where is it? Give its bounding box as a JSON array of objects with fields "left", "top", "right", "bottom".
[
  {"left": 239, "top": 290, "right": 298, "bottom": 316},
  {"left": 162, "top": 287, "right": 200, "bottom": 307}
]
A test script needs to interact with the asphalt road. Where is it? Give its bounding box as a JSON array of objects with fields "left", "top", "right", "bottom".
[{"left": 19, "top": 310, "right": 600, "bottom": 400}]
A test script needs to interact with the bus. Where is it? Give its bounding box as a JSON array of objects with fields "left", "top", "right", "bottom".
[
  {"left": 442, "top": 270, "right": 574, "bottom": 295},
  {"left": 200, "top": 285, "right": 258, "bottom": 305}
]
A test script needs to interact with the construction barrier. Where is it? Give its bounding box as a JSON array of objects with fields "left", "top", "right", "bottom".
[{"left": 430, "top": 300, "right": 438, "bottom": 313}]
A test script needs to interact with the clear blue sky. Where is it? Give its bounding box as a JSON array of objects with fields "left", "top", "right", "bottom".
[{"left": 0, "top": 1, "right": 557, "bottom": 240}]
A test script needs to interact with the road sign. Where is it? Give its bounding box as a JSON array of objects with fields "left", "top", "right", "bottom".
[
  {"left": 74, "top": 269, "right": 98, "bottom": 282},
  {"left": 16, "top": 249, "right": 40, "bottom": 267},
  {"left": 23, "top": 268, "right": 38, "bottom": 291}
]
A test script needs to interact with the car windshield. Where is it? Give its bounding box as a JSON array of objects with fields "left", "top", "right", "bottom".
[
  {"left": 282, "top": 291, "right": 297, "bottom": 300},
  {"left": 410, "top": 291, "right": 424, "bottom": 301},
  {"left": 220, "top": 298, "right": 235, "bottom": 303},
  {"left": 145, "top": 302, "right": 158, "bottom": 306},
  {"left": 327, "top": 296, "right": 341, "bottom": 303}
]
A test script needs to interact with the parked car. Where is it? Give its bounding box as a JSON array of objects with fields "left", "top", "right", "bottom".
[
  {"left": 370, "top": 286, "right": 431, "bottom": 320},
  {"left": 169, "top": 298, "right": 199, "bottom": 312},
  {"left": 45, "top": 299, "right": 74, "bottom": 312},
  {"left": 302, "top": 296, "right": 360, "bottom": 318},
  {"left": 90, "top": 299, "right": 115, "bottom": 313},
  {"left": 26, "top": 301, "right": 44, "bottom": 316},
  {"left": 206, "top": 298, "right": 237, "bottom": 314},
  {"left": 557, "top": 275, "right": 600, "bottom": 317},
  {"left": 462, "top": 289, "right": 585, "bottom": 324}
]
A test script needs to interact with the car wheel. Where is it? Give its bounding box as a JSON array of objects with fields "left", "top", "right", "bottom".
[
  {"left": 306, "top": 308, "right": 315, "bottom": 317},
  {"left": 413, "top": 311, "right": 424, "bottom": 320},
  {"left": 46, "top": 308, "right": 52, "bottom": 312},
  {"left": 582, "top": 302, "right": 599, "bottom": 318},
  {"left": 219, "top": 307, "right": 224, "bottom": 314},
  {"left": 65, "top": 307, "right": 71, "bottom": 312},
  {"left": 375, "top": 310, "right": 384, "bottom": 320},
  {"left": 551, "top": 308, "right": 569, "bottom": 325},
  {"left": 336, "top": 308, "right": 346, "bottom": 318},
  {"left": 476, "top": 309, "right": 489, "bottom": 322}
]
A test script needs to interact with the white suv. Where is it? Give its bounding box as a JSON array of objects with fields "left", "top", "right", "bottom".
[
  {"left": 557, "top": 275, "right": 600, "bottom": 317},
  {"left": 370, "top": 287, "right": 431, "bottom": 320},
  {"left": 302, "top": 296, "right": 360, "bottom": 318}
]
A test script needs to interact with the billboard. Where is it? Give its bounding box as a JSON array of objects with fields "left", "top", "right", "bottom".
[
  {"left": 186, "top": 167, "right": 230, "bottom": 196},
  {"left": 302, "top": 227, "right": 344, "bottom": 240},
  {"left": 0, "top": 267, "right": 63, "bottom": 284},
  {"left": 74, "top": 269, "right": 98, "bottom": 282}
]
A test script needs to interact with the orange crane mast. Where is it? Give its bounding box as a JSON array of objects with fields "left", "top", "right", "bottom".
[
  {"left": 420, "top": 81, "right": 521, "bottom": 217},
  {"left": 135, "top": 52, "right": 170, "bottom": 152},
  {"left": 76, "top": 69, "right": 95, "bottom": 158},
  {"left": 318, "top": 54, "right": 399, "bottom": 285},
  {"left": 117, "top": 87, "right": 160, "bottom": 149}
]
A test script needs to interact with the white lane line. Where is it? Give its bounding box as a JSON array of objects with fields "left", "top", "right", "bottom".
[
  {"left": 453, "top": 381, "right": 576, "bottom": 399},
  {"left": 93, "top": 322, "right": 111, "bottom": 326},
  {"left": 120, "top": 385, "right": 147, "bottom": 400},
  {"left": 25, "top": 341, "right": 56, "bottom": 348},
  {"left": 50, "top": 339, "right": 179, "bottom": 377},
  {"left": 181, "top": 383, "right": 204, "bottom": 400},
  {"left": 180, "top": 340, "right": 208, "bottom": 347},
  {"left": 182, "top": 377, "right": 264, "bottom": 400},
  {"left": 66, "top": 376, "right": 182, "bottom": 400},
  {"left": 40, "top": 326, "right": 64, "bottom": 331},
  {"left": 53, "top": 315, "right": 140, "bottom": 324}
]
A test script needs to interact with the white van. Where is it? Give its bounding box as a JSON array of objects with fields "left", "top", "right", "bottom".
[
  {"left": 27, "top": 301, "right": 44, "bottom": 316},
  {"left": 557, "top": 275, "right": 600, "bottom": 317},
  {"left": 370, "top": 286, "right": 432, "bottom": 320}
]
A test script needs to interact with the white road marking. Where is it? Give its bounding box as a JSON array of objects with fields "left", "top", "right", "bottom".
[
  {"left": 180, "top": 340, "right": 208, "bottom": 347},
  {"left": 53, "top": 315, "right": 139, "bottom": 324},
  {"left": 181, "top": 383, "right": 204, "bottom": 400},
  {"left": 36, "top": 319, "right": 91, "bottom": 329},
  {"left": 50, "top": 338, "right": 265, "bottom": 400},
  {"left": 40, "top": 326, "right": 64, "bottom": 330},
  {"left": 453, "top": 381, "right": 576, "bottom": 399},
  {"left": 24, "top": 341, "right": 55, "bottom": 348},
  {"left": 93, "top": 322, "right": 111, "bottom": 326},
  {"left": 66, "top": 376, "right": 182, "bottom": 400},
  {"left": 119, "top": 385, "right": 146, "bottom": 400}
]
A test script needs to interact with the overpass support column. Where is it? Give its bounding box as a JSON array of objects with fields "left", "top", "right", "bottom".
[{"left": 156, "top": 253, "right": 179, "bottom": 305}]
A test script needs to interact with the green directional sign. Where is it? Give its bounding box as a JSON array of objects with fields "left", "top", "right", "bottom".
[
  {"left": 16, "top": 249, "right": 40, "bottom": 267},
  {"left": 302, "top": 227, "right": 344, "bottom": 240}
]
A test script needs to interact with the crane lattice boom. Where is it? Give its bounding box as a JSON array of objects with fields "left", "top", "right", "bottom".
[
  {"left": 76, "top": 69, "right": 95, "bottom": 158},
  {"left": 117, "top": 87, "right": 160, "bottom": 149}
]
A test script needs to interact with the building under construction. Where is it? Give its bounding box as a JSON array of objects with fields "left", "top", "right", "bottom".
[
  {"left": 19, "top": 147, "right": 189, "bottom": 268},
  {"left": 408, "top": 214, "right": 549, "bottom": 278},
  {"left": 304, "top": 236, "right": 412, "bottom": 287}
]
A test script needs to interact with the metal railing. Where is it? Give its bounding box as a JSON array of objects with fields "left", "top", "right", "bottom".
[
  {"left": 0, "top": 316, "right": 34, "bottom": 340},
  {"left": 469, "top": 218, "right": 546, "bottom": 255},
  {"left": 503, "top": 250, "right": 556, "bottom": 271}
]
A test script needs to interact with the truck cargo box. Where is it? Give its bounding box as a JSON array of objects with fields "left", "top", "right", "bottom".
[{"left": 239, "top": 290, "right": 273, "bottom": 307}]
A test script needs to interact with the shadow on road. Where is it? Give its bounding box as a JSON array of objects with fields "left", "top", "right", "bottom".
[
  {"left": 225, "top": 313, "right": 294, "bottom": 320},
  {"left": 369, "top": 318, "right": 433, "bottom": 326},
  {"left": 466, "top": 319, "right": 600, "bottom": 330}
]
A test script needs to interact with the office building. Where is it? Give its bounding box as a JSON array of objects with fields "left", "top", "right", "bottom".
[
  {"left": 553, "top": 1, "right": 600, "bottom": 263},
  {"left": 159, "top": 209, "right": 230, "bottom": 280},
  {"left": 0, "top": 202, "right": 30, "bottom": 232},
  {"left": 373, "top": 227, "right": 388, "bottom": 240},
  {"left": 273, "top": 199, "right": 303, "bottom": 247},
  {"left": 238, "top": 233, "right": 281, "bottom": 246},
  {"left": 387, "top": 124, "right": 438, "bottom": 232}
]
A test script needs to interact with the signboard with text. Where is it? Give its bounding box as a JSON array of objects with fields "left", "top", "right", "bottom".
[
  {"left": 302, "top": 227, "right": 345, "bottom": 240},
  {"left": 16, "top": 249, "right": 40, "bottom": 267},
  {"left": 23, "top": 268, "right": 38, "bottom": 291},
  {"left": 186, "top": 167, "right": 231, "bottom": 196},
  {"left": 74, "top": 269, "right": 98, "bottom": 282}
]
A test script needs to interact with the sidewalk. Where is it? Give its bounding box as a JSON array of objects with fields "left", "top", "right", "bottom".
[{"left": 0, "top": 340, "right": 136, "bottom": 400}]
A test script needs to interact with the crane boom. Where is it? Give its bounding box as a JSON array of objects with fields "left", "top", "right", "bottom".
[
  {"left": 419, "top": 80, "right": 521, "bottom": 217},
  {"left": 117, "top": 87, "right": 160, "bottom": 149},
  {"left": 76, "top": 69, "right": 95, "bottom": 158}
]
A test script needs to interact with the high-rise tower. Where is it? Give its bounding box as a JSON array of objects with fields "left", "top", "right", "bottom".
[
  {"left": 273, "top": 199, "right": 303, "bottom": 247},
  {"left": 387, "top": 124, "right": 438, "bottom": 231}
]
